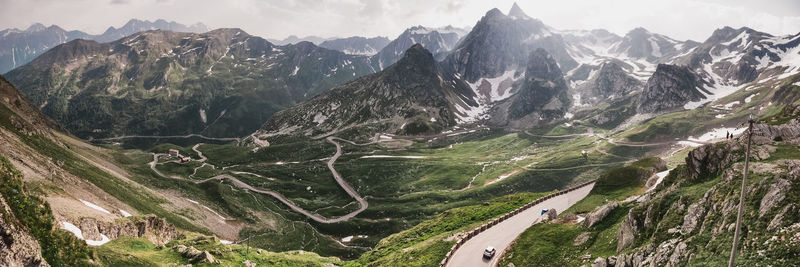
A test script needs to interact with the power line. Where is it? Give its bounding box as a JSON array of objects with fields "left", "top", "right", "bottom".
[{"left": 729, "top": 116, "right": 754, "bottom": 267}]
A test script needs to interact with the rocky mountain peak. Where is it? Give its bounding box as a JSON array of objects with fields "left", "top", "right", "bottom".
[
  {"left": 25, "top": 23, "right": 47, "bottom": 32},
  {"left": 525, "top": 48, "right": 562, "bottom": 80},
  {"left": 508, "top": 2, "right": 529, "bottom": 19},
  {"left": 484, "top": 8, "right": 505, "bottom": 19},
  {"left": 626, "top": 27, "right": 651, "bottom": 36},
  {"left": 398, "top": 44, "right": 435, "bottom": 67}
]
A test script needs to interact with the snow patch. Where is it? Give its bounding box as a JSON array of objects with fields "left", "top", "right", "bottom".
[
  {"left": 313, "top": 112, "right": 327, "bottom": 124},
  {"left": 79, "top": 199, "right": 111, "bottom": 215},
  {"left": 688, "top": 127, "right": 746, "bottom": 142},
  {"left": 677, "top": 141, "right": 704, "bottom": 147},
  {"left": 647, "top": 168, "right": 673, "bottom": 192},
  {"left": 86, "top": 234, "right": 111, "bottom": 246},
  {"left": 119, "top": 209, "right": 132, "bottom": 217},
  {"left": 61, "top": 222, "right": 110, "bottom": 246},
  {"left": 199, "top": 109, "right": 207, "bottom": 124},
  {"left": 745, "top": 93, "right": 758, "bottom": 103}
]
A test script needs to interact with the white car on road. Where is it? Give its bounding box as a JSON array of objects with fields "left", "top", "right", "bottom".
[{"left": 483, "top": 246, "right": 496, "bottom": 259}]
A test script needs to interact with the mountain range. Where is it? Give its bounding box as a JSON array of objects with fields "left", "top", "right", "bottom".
[
  {"left": 6, "top": 3, "right": 799, "bottom": 141},
  {"left": 1, "top": 2, "right": 800, "bottom": 266},
  {"left": 4, "top": 28, "right": 375, "bottom": 139},
  {"left": 319, "top": 36, "right": 391, "bottom": 56},
  {"left": 0, "top": 19, "right": 209, "bottom": 74}
]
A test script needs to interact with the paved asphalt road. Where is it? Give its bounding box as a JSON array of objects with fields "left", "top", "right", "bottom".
[
  {"left": 446, "top": 182, "right": 595, "bottom": 267},
  {"left": 148, "top": 137, "right": 369, "bottom": 223}
]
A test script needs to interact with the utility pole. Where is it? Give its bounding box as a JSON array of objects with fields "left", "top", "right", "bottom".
[
  {"left": 729, "top": 116, "right": 755, "bottom": 267},
  {"left": 246, "top": 230, "right": 251, "bottom": 261}
]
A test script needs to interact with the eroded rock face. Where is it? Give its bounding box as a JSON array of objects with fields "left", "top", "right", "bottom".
[
  {"left": 79, "top": 218, "right": 102, "bottom": 241},
  {"left": 174, "top": 245, "right": 218, "bottom": 264},
  {"left": 760, "top": 178, "right": 790, "bottom": 217},
  {"left": 78, "top": 215, "right": 177, "bottom": 246},
  {"left": 490, "top": 48, "right": 571, "bottom": 128},
  {"left": 0, "top": 194, "right": 50, "bottom": 267},
  {"left": 575, "top": 62, "right": 642, "bottom": 105},
  {"left": 681, "top": 197, "right": 707, "bottom": 234},
  {"left": 636, "top": 64, "right": 708, "bottom": 113},
  {"left": 617, "top": 211, "right": 639, "bottom": 252},
  {"left": 584, "top": 202, "right": 619, "bottom": 228}
]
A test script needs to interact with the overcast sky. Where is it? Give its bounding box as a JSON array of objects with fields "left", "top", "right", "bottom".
[{"left": 1, "top": 0, "right": 799, "bottom": 42}]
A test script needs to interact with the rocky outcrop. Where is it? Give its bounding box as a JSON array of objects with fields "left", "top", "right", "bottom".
[
  {"left": 175, "top": 245, "right": 218, "bottom": 264},
  {"left": 573, "top": 232, "right": 590, "bottom": 246},
  {"left": 544, "top": 208, "right": 558, "bottom": 221},
  {"left": 636, "top": 64, "right": 708, "bottom": 113},
  {"left": 684, "top": 140, "right": 742, "bottom": 180},
  {"left": 0, "top": 193, "right": 50, "bottom": 267},
  {"left": 584, "top": 202, "right": 619, "bottom": 227},
  {"left": 617, "top": 211, "right": 639, "bottom": 252},
  {"left": 77, "top": 215, "right": 177, "bottom": 246},
  {"left": 575, "top": 62, "right": 642, "bottom": 105},
  {"left": 760, "top": 178, "right": 790, "bottom": 217}
]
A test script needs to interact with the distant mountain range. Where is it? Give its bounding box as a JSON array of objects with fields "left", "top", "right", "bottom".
[
  {"left": 4, "top": 3, "right": 800, "bottom": 141},
  {"left": 371, "top": 25, "right": 470, "bottom": 70},
  {"left": 0, "top": 19, "right": 209, "bottom": 74},
  {"left": 319, "top": 36, "right": 391, "bottom": 56},
  {"left": 257, "top": 2, "right": 800, "bottom": 140},
  {"left": 5, "top": 29, "right": 374, "bottom": 138},
  {"left": 266, "top": 35, "right": 331, "bottom": 46}
]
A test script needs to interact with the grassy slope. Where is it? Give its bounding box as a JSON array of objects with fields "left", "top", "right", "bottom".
[
  {"left": 500, "top": 157, "right": 663, "bottom": 266},
  {"left": 355, "top": 192, "right": 548, "bottom": 267},
  {"left": 95, "top": 233, "right": 346, "bottom": 267},
  {"left": 0, "top": 155, "right": 93, "bottom": 266}
]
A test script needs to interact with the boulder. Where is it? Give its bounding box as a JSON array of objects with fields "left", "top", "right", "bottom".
[
  {"left": 574, "top": 232, "right": 590, "bottom": 246},
  {"left": 193, "top": 251, "right": 216, "bottom": 264},
  {"left": 79, "top": 218, "right": 102, "bottom": 241},
  {"left": 592, "top": 257, "right": 607, "bottom": 267},
  {"left": 584, "top": 202, "right": 619, "bottom": 227},
  {"left": 545, "top": 208, "right": 558, "bottom": 221}
]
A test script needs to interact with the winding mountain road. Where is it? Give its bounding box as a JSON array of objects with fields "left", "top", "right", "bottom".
[
  {"left": 446, "top": 182, "right": 595, "bottom": 267},
  {"left": 95, "top": 134, "right": 240, "bottom": 142},
  {"left": 149, "top": 136, "right": 369, "bottom": 223}
]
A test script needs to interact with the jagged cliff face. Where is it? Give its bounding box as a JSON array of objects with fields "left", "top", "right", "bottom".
[
  {"left": 5, "top": 29, "right": 375, "bottom": 138},
  {"left": 488, "top": 48, "right": 571, "bottom": 128},
  {"left": 260, "top": 44, "right": 477, "bottom": 139},
  {"left": 604, "top": 120, "right": 800, "bottom": 267},
  {"left": 637, "top": 64, "right": 709, "bottom": 113},
  {"left": 572, "top": 61, "right": 642, "bottom": 106},
  {"left": 75, "top": 215, "right": 177, "bottom": 246},
  {"left": 443, "top": 5, "right": 577, "bottom": 84},
  {"left": 0, "top": 188, "right": 50, "bottom": 267}
]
